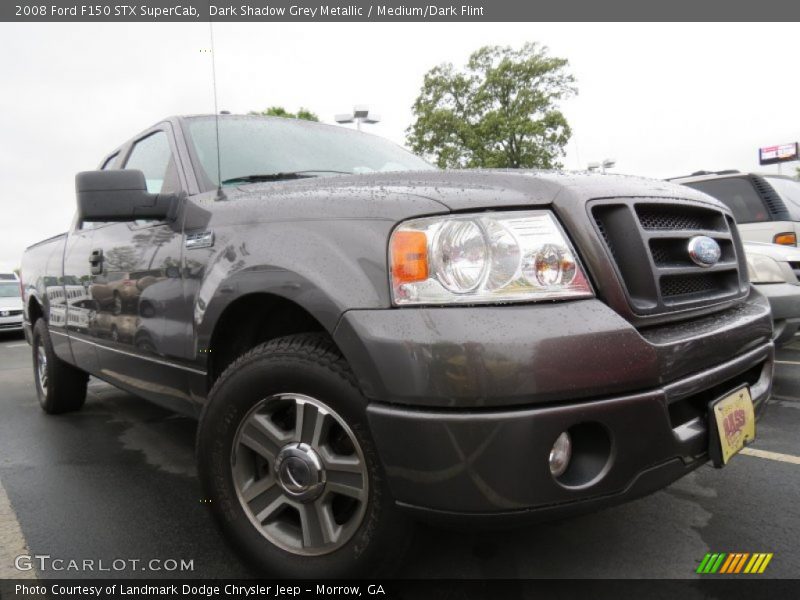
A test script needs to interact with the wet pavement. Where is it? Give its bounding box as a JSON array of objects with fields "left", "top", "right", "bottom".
[{"left": 0, "top": 331, "right": 798, "bottom": 579}]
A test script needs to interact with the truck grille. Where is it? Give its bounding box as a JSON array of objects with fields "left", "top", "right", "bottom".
[
  {"left": 789, "top": 261, "right": 800, "bottom": 280},
  {"left": 591, "top": 199, "right": 748, "bottom": 316}
]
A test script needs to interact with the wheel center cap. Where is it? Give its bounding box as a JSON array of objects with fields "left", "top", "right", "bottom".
[
  {"left": 280, "top": 457, "right": 311, "bottom": 491},
  {"left": 274, "top": 442, "right": 325, "bottom": 501}
]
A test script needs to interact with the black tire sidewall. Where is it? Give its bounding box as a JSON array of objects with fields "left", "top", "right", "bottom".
[
  {"left": 197, "top": 344, "right": 405, "bottom": 578},
  {"left": 32, "top": 319, "right": 87, "bottom": 414},
  {"left": 32, "top": 319, "right": 51, "bottom": 410},
  {"left": 32, "top": 319, "right": 60, "bottom": 412}
]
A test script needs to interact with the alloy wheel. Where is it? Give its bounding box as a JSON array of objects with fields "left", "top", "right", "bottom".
[
  {"left": 231, "top": 393, "right": 369, "bottom": 556},
  {"left": 36, "top": 343, "right": 48, "bottom": 393}
]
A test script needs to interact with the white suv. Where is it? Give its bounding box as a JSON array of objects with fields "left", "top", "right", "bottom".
[
  {"left": 0, "top": 273, "right": 23, "bottom": 333},
  {"left": 743, "top": 241, "right": 800, "bottom": 345},
  {"left": 671, "top": 171, "right": 800, "bottom": 246}
]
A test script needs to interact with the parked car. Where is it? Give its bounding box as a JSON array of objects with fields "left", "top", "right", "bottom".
[
  {"left": 90, "top": 269, "right": 162, "bottom": 315},
  {"left": 744, "top": 241, "right": 800, "bottom": 345},
  {"left": 0, "top": 272, "right": 23, "bottom": 333},
  {"left": 134, "top": 265, "right": 193, "bottom": 356},
  {"left": 90, "top": 311, "right": 137, "bottom": 344},
  {"left": 21, "top": 115, "right": 774, "bottom": 578},
  {"left": 670, "top": 170, "right": 800, "bottom": 246}
]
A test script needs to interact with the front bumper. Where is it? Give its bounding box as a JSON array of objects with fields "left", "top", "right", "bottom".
[
  {"left": 754, "top": 282, "right": 800, "bottom": 344},
  {"left": 333, "top": 289, "right": 774, "bottom": 521},
  {"left": 366, "top": 344, "right": 771, "bottom": 521},
  {"left": 0, "top": 315, "right": 23, "bottom": 332}
]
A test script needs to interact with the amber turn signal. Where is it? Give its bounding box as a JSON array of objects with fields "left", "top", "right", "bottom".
[
  {"left": 390, "top": 231, "right": 428, "bottom": 284},
  {"left": 773, "top": 232, "right": 797, "bottom": 246}
]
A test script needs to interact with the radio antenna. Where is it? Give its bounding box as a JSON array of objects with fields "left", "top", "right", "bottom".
[{"left": 208, "top": 20, "right": 226, "bottom": 201}]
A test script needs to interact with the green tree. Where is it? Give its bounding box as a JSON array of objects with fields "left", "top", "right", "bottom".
[
  {"left": 104, "top": 246, "right": 138, "bottom": 272},
  {"left": 249, "top": 106, "right": 319, "bottom": 121},
  {"left": 133, "top": 228, "right": 177, "bottom": 270},
  {"left": 407, "top": 43, "right": 577, "bottom": 169}
]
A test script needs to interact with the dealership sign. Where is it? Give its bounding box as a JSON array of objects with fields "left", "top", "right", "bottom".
[{"left": 759, "top": 142, "right": 799, "bottom": 165}]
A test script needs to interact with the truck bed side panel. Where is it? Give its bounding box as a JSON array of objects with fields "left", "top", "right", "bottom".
[{"left": 21, "top": 232, "right": 73, "bottom": 363}]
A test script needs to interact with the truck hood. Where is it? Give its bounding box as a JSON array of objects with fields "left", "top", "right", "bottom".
[
  {"left": 0, "top": 296, "right": 22, "bottom": 310},
  {"left": 228, "top": 169, "right": 722, "bottom": 213}
]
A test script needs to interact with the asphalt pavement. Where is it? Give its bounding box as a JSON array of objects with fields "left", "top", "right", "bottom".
[{"left": 0, "top": 330, "right": 798, "bottom": 579}]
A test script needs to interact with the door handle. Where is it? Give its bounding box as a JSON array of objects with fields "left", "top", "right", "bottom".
[{"left": 89, "top": 248, "right": 104, "bottom": 275}]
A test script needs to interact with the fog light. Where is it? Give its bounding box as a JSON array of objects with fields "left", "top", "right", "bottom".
[{"left": 549, "top": 432, "right": 572, "bottom": 477}]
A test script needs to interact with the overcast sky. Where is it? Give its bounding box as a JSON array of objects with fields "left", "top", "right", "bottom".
[{"left": 1, "top": 22, "right": 798, "bottom": 271}]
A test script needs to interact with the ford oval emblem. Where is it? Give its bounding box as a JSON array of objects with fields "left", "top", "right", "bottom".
[{"left": 687, "top": 236, "right": 721, "bottom": 267}]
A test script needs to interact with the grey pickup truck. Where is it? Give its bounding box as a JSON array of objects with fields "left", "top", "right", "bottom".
[{"left": 21, "top": 115, "right": 773, "bottom": 577}]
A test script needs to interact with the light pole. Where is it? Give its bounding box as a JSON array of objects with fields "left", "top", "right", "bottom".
[
  {"left": 335, "top": 105, "right": 381, "bottom": 131},
  {"left": 587, "top": 158, "right": 616, "bottom": 174}
]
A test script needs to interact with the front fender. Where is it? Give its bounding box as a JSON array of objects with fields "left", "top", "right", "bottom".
[{"left": 192, "top": 218, "right": 407, "bottom": 353}]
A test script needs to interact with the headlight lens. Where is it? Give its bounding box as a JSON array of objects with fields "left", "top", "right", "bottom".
[
  {"left": 390, "top": 211, "right": 593, "bottom": 305},
  {"left": 746, "top": 254, "right": 791, "bottom": 284},
  {"left": 435, "top": 220, "right": 488, "bottom": 292}
]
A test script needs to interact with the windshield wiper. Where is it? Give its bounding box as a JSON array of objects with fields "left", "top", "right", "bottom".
[{"left": 221, "top": 170, "right": 353, "bottom": 185}]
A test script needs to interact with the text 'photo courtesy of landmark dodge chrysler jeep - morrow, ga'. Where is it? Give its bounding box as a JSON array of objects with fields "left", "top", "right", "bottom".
[{"left": 21, "top": 115, "right": 773, "bottom": 577}]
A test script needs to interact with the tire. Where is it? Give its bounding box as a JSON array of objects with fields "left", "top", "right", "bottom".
[
  {"left": 196, "top": 333, "right": 412, "bottom": 578},
  {"left": 32, "top": 319, "right": 89, "bottom": 414}
]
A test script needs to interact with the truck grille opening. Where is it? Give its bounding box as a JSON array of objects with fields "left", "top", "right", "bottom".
[
  {"left": 636, "top": 205, "right": 725, "bottom": 232},
  {"left": 592, "top": 200, "right": 748, "bottom": 315},
  {"left": 649, "top": 238, "right": 735, "bottom": 268},
  {"left": 595, "top": 219, "right": 617, "bottom": 259},
  {"left": 789, "top": 261, "right": 800, "bottom": 280},
  {"left": 661, "top": 274, "right": 719, "bottom": 297}
]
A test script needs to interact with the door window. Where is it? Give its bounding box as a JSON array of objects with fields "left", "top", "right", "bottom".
[{"left": 124, "top": 131, "right": 181, "bottom": 194}]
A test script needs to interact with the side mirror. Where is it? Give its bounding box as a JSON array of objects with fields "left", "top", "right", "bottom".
[{"left": 76, "top": 170, "right": 179, "bottom": 223}]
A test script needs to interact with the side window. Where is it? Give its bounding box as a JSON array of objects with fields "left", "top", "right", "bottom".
[
  {"left": 685, "top": 178, "right": 770, "bottom": 224},
  {"left": 124, "top": 131, "right": 181, "bottom": 194}
]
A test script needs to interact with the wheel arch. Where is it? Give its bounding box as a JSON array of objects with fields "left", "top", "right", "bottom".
[
  {"left": 204, "top": 291, "right": 348, "bottom": 391},
  {"left": 28, "top": 294, "right": 45, "bottom": 326}
]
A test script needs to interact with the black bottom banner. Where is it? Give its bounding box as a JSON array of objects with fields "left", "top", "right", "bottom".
[{"left": 2, "top": 579, "right": 800, "bottom": 600}]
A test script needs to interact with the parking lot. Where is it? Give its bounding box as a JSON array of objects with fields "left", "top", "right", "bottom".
[{"left": 1, "top": 330, "right": 799, "bottom": 580}]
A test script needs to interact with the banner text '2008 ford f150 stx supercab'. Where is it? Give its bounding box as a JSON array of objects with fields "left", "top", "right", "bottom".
[{"left": 21, "top": 115, "right": 773, "bottom": 577}]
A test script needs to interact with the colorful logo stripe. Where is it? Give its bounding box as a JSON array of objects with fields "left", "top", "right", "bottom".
[{"left": 697, "top": 552, "right": 773, "bottom": 574}]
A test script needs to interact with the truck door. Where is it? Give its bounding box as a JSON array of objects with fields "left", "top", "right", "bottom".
[
  {"left": 59, "top": 224, "right": 101, "bottom": 374},
  {"left": 88, "top": 125, "right": 195, "bottom": 414},
  {"left": 57, "top": 152, "right": 128, "bottom": 373}
]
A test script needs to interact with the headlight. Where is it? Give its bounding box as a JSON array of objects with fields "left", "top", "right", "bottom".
[
  {"left": 390, "top": 210, "right": 594, "bottom": 305},
  {"left": 746, "top": 254, "right": 792, "bottom": 284}
]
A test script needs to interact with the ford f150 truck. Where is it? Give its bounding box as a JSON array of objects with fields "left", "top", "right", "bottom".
[{"left": 21, "top": 115, "right": 774, "bottom": 577}]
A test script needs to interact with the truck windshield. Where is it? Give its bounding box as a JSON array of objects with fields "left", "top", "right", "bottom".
[
  {"left": 765, "top": 177, "right": 800, "bottom": 220},
  {"left": 0, "top": 282, "right": 20, "bottom": 298},
  {"left": 185, "top": 116, "right": 435, "bottom": 187}
]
